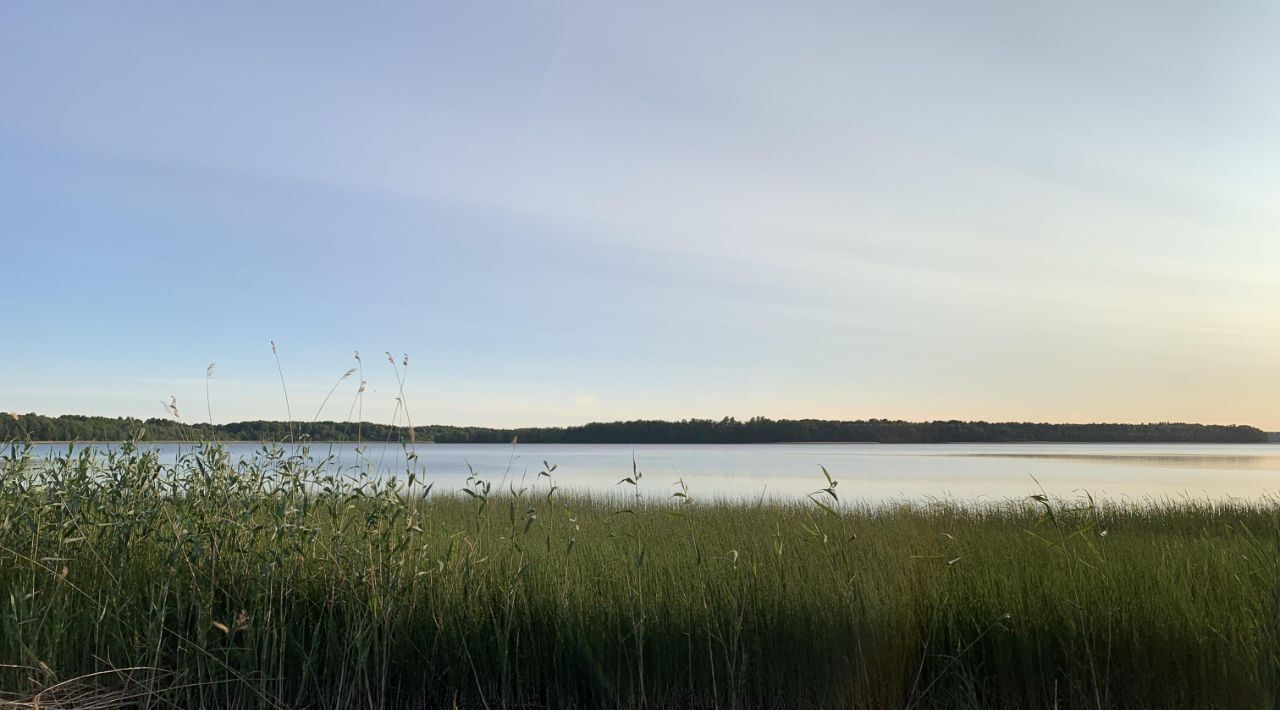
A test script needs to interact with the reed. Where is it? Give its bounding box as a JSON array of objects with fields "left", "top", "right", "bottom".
[{"left": 0, "top": 438, "right": 1277, "bottom": 709}]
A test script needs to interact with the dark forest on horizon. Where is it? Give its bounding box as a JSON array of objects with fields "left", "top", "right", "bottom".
[{"left": 2, "top": 412, "right": 1269, "bottom": 444}]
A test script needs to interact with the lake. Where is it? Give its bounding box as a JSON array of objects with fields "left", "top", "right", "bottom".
[{"left": 20, "top": 441, "right": 1280, "bottom": 503}]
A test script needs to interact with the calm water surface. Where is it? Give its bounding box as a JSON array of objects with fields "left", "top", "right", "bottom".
[{"left": 23, "top": 442, "right": 1280, "bottom": 503}]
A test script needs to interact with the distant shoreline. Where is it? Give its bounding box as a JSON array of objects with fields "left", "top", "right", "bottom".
[
  {"left": 6, "top": 413, "right": 1270, "bottom": 445},
  {"left": 19, "top": 439, "right": 1277, "bottom": 447}
]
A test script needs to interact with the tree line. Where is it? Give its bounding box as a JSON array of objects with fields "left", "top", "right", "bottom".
[{"left": 1, "top": 412, "right": 1269, "bottom": 444}]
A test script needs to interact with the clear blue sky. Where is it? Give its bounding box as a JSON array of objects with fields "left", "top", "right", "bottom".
[{"left": 4, "top": 1, "right": 1279, "bottom": 428}]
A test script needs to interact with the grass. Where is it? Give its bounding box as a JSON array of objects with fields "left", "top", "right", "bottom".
[{"left": 2, "top": 438, "right": 1279, "bottom": 709}]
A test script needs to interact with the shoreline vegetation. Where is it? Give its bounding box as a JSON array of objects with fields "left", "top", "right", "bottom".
[
  {"left": 2, "top": 439, "right": 1279, "bottom": 708},
  {"left": 3, "top": 412, "right": 1269, "bottom": 444}
]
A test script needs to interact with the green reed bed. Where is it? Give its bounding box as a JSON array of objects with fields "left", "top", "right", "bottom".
[{"left": 1, "top": 440, "right": 1278, "bottom": 709}]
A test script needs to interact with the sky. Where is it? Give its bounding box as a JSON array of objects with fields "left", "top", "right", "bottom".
[{"left": 3, "top": 1, "right": 1279, "bottom": 429}]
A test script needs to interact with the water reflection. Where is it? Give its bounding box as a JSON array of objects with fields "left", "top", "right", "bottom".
[
  {"left": 951, "top": 453, "right": 1280, "bottom": 470},
  {"left": 20, "top": 442, "right": 1280, "bottom": 503}
]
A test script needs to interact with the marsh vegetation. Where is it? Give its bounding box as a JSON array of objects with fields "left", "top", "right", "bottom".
[{"left": 1, "top": 439, "right": 1278, "bottom": 708}]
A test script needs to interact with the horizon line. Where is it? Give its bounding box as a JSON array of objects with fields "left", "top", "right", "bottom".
[{"left": 9, "top": 411, "right": 1272, "bottom": 432}]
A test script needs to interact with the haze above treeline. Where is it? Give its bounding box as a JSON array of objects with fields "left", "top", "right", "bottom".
[{"left": 2, "top": 413, "right": 1270, "bottom": 444}]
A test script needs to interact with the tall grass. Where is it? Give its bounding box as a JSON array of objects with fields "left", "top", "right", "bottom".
[{"left": 1, "top": 438, "right": 1278, "bottom": 708}]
